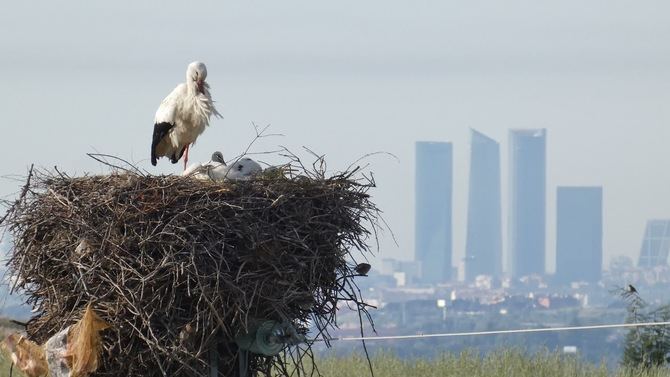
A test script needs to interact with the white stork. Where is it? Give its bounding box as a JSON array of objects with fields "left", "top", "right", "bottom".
[
  {"left": 182, "top": 151, "right": 226, "bottom": 179},
  {"left": 223, "top": 157, "right": 263, "bottom": 180},
  {"left": 151, "top": 61, "right": 222, "bottom": 168},
  {"left": 182, "top": 152, "right": 263, "bottom": 181}
]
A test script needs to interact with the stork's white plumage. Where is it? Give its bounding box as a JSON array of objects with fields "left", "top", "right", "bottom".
[
  {"left": 151, "top": 61, "right": 222, "bottom": 168},
  {"left": 223, "top": 158, "right": 263, "bottom": 180},
  {"left": 182, "top": 152, "right": 263, "bottom": 181},
  {"left": 182, "top": 151, "right": 226, "bottom": 180}
]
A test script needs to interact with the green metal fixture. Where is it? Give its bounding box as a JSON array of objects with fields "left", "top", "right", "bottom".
[{"left": 235, "top": 320, "right": 305, "bottom": 356}]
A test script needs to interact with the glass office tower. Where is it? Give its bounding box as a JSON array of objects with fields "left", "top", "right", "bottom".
[
  {"left": 415, "top": 141, "right": 453, "bottom": 283},
  {"left": 555, "top": 186, "right": 603, "bottom": 283},
  {"left": 638, "top": 219, "right": 670, "bottom": 268},
  {"left": 465, "top": 130, "right": 502, "bottom": 281},
  {"left": 508, "top": 129, "right": 546, "bottom": 278}
]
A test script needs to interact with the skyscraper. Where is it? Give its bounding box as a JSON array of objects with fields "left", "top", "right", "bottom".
[
  {"left": 415, "top": 141, "right": 453, "bottom": 283},
  {"left": 465, "top": 129, "right": 502, "bottom": 281},
  {"left": 508, "top": 129, "right": 546, "bottom": 278},
  {"left": 637, "top": 219, "right": 670, "bottom": 268},
  {"left": 555, "top": 186, "right": 603, "bottom": 284}
]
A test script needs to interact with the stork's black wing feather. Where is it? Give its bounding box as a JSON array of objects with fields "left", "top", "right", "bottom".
[{"left": 151, "top": 122, "right": 174, "bottom": 166}]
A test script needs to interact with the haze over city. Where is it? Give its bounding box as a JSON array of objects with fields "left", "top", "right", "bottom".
[
  {"left": 4, "top": 2, "right": 670, "bottom": 375},
  {"left": 2, "top": 0, "right": 670, "bottom": 276}
]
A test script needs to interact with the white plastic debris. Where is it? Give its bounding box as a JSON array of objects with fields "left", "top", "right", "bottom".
[{"left": 44, "top": 327, "right": 72, "bottom": 377}]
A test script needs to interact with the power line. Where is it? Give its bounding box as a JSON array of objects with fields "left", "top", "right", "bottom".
[{"left": 329, "top": 321, "right": 670, "bottom": 342}]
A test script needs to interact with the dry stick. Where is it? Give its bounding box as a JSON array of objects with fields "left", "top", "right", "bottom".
[
  {"left": 225, "top": 122, "right": 283, "bottom": 180},
  {"left": 0, "top": 164, "right": 34, "bottom": 227},
  {"left": 87, "top": 153, "right": 146, "bottom": 176}
]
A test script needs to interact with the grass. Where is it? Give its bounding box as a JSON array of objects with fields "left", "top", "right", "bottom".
[
  {"left": 0, "top": 346, "right": 668, "bottom": 377},
  {"left": 314, "top": 350, "right": 670, "bottom": 377},
  {"left": 0, "top": 357, "right": 21, "bottom": 377}
]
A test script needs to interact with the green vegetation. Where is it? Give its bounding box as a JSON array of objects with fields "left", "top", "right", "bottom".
[
  {"left": 315, "top": 351, "right": 670, "bottom": 377},
  {"left": 621, "top": 289, "right": 670, "bottom": 369},
  {"left": 0, "top": 354, "right": 27, "bottom": 377},
  {"left": 0, "top": 358, "right": 18, "bottom": 377}
]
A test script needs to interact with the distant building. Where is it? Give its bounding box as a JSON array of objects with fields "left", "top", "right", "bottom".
[
  {"left": 415, "top": 141, "right": 453, "bottom": 283},
  {"left": 637, "top": 219, "right": 670, "bottom": 268},
  {"left": 507, "top": 129, "right": 546, "bottom": 278},
  {"left": 555, "top": 186, "right": 603, "bottom": 284},
  {"left": 379, "top": 258, "right": 422, "bottom": 286},
  {"left": 474, "top": 275, "right": 494, "bottom": 290},
  {"left": 379, "top": 258, "right": 399, "bottom": 276},
  {"left": 465, "top": 129, "right": 502, "bottom": 281}
]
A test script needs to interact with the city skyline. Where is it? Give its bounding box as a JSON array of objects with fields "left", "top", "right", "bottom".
[{"left": 417, "top": 131, "right": 617, "bottom": 283}]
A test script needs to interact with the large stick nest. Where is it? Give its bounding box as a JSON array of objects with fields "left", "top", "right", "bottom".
[{"left": 0, "top": 156, "right": 380, "bottom": 376}]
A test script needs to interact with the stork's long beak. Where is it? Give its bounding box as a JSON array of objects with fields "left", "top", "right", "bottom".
[{"left": 196, "top": 80, "right": 205, "bottom": 94}]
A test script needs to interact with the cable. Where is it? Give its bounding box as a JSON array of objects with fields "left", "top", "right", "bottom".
[{"left": 327, "top": 321, "right": 670, "bottom": 342}]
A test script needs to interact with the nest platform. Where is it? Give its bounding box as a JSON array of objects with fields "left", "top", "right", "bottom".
[{"left": 1, "top": 164, "right": 379, "bottom": 376}]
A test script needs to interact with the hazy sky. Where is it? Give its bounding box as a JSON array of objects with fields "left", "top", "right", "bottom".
[{"left": 1, "top": 0, "right": 669, "bottom": 277}]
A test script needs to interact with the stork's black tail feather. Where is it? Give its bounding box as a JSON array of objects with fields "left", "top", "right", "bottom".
[{"left": 151, "top": 122, "right": 175, "bottom": 166}]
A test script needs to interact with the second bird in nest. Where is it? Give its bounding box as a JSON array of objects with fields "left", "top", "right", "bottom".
[{"left": 183, "top": 151, "right": 262, "bottom": 181}]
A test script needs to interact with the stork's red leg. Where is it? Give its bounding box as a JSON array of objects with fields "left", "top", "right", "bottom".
[{"left": 183, "top": 145, "right": 190, "bottom": 170}]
